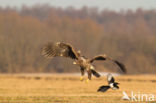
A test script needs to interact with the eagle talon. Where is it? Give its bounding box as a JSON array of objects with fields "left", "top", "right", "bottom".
[
  {"left": 86, "top": 79, "right": 90, "bottom": 83},
  {"left": 80, "top": 77, "right": 84, "bottom": 81}
]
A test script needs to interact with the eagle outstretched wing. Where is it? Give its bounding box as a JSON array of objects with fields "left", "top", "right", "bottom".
[
  {"left": 89, "top": 55, "right": 127, "bottom": 73},
  {"left": 42, "top": 42, "right": 79, "bottom": 60}
]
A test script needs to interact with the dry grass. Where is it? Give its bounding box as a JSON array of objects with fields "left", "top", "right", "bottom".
[{"left": 0, "top": 74, "right": 156, "bottom": 103}]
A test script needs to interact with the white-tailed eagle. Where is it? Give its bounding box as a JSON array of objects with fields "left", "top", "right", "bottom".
[{"left": 42, "top": 42, "right": 126, "bottom": 82}]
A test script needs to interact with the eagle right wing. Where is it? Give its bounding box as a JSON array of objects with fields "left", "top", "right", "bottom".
[
  {"left": 42, "top": 42, "right": 79, "bottom": 60},
  {"left": 89, "top": 55, "right": 127, "bottom": 73}
]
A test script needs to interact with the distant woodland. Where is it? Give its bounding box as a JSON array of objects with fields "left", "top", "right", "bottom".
[{"left": 0, "top": 5, "right": 156, "bottom": 74}]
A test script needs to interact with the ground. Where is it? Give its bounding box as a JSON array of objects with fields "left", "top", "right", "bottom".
[{"left": 0, "top": 74, "right": 156, "bottom": 103}]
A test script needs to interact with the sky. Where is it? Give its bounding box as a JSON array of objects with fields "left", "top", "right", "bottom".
[{"left": 0, "top": 0, "right": 156, "bottom": 11}]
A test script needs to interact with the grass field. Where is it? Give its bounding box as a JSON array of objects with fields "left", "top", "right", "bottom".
[{"left": 0, "top": 74, "right": 156, "bottom": 103}]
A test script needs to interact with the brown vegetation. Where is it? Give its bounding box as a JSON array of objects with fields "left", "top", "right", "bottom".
[{"left": 0, "top": 5, "right": 156, "bottom": 73}]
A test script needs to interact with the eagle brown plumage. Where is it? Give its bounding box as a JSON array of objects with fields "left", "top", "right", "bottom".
[
  {"left": 89, "top": 55, "right": 127, "bottom": 73},
  {"left": 42, "top": 42, "right": 79, "bottom": 59},
  {"left": 42, "top": 42, "right": 127, "bottom": 82}
]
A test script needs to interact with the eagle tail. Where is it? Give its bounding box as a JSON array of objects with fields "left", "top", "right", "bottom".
[{"left": 91, "top": 69, "right": 101, "bottom": 78}]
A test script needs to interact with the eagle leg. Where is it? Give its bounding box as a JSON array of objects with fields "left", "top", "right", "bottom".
[
  {"left": 86, "top": 69, "right": 92, "bottom": 83},
  {"left": 80, "top": 67, "right": 85, "bottom": 81}
]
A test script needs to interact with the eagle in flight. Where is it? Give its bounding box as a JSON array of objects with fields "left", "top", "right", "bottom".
[{"left": 42, "top": 42, "right": 126, "bottom": 82}]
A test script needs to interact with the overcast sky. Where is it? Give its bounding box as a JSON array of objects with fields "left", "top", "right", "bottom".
[{"left": 0, "top": 0, "right": 156, "bottom": 11}]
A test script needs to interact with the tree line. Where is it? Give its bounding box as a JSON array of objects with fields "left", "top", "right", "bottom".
[{"left": 0, "top": 5, "right": 156, "bottom": 74}]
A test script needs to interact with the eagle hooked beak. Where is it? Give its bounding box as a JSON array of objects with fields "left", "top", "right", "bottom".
[
  {"left": 78, "top": 50, "right": 81, "bottom": 53},
  {"left": 77, "top": 50, "right": 81, "bottom": 56},
  {"left": 73, "top": 61, "right": 77, "bottom": 64}
]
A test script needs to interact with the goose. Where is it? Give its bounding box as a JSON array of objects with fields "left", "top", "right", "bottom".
[{"left": 42, "top": 42, "right": 126, "bottom": 82}]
